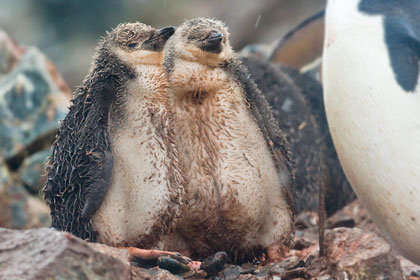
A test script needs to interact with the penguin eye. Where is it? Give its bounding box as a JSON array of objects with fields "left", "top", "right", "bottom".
[{"left": 128, "top": 42, "right": 138, "bottom": 49}]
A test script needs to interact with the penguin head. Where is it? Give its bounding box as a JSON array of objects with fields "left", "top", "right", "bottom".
[
  {"left": 108, "top": 22, "right": 175, "bottom": 66},
  {"left": 166, "top": 18, "right": 234, "bottom": 67}
]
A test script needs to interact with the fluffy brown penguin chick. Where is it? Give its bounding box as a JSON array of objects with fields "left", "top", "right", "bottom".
[
  {"left": 43, "top": 22, "right": 194, "bottom": 265},
  {"left": 162, "top": 18, "right": 295, "bottom": 263}
]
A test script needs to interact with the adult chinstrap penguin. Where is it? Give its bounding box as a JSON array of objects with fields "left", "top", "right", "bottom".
[{"left": 323, "top": 0, "right": 420, "bottom": 264}]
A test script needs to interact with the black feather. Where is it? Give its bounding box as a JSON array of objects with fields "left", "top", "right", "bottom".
[{"left": 42, "top": 38, "right": 135, "bottom": 241}]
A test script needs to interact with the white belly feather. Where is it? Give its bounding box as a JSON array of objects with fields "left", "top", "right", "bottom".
[
  {"left": 324, "top": 0, "right": 420, "bottom": 263},
  {"left": 169, "top": 60, "right": 293, "bottom": 249},
  {"left": 92, "top": 66, "right": 182, "bottom": 247}
]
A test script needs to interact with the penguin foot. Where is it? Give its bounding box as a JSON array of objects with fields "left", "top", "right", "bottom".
[
  {"left": 156, "top": 256, "right": 191, "bottom": 274},
  {"left": 129, "top": 247, "right": 191, "bottom": 263},
  {"left": 129, "top": 247, "right": 199, "bottom": 273},
  {"left": 129, "top": 248, "right": 228, "bottom": 276}
]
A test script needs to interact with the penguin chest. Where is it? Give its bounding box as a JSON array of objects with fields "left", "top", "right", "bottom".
[
  {"left": 92, "top": 78, "right": 183, "bottom": 248},
  {"left": 323, "top": 1, "right": 420, "bottom": 263},
  {"left": 172, "top": 73, "right": 292, "bottom": 249}
]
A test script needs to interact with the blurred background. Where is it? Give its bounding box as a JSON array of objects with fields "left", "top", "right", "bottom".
[
  {"left": 0, "top": 0, "right": 324, "bottom": 230},
  {"left": 0, "top": 0, "right": 325, "bottom": 90}
]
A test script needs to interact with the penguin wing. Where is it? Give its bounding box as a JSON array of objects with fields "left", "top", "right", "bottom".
[
  {"left": 269, "top": 10, "right": 325, "bottom": 70},
  {"left": 223, "top": 59, "right": 297, "bottom": 214},
  {"left": 359, "top": 0, "right": 420, "bottom": 92},
  {"left": 42, "top": 84, "right": 114, "bottom": 240},
  {"left": 382, "top": 18, "right": 420, "bottom": 92},
  {"left": 78, "top": 99, "right": 114, "bottom": 220}
]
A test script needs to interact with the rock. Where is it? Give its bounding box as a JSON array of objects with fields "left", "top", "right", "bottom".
[
  {"left": 0, "top": 225, "right": 416, "bottom": 280},
  {"left": 0, "top": 159, "right": 9, "bottom": 186},
  {"left": 305, "top": 254, "right": 331, "bottom": 279},
  {"left": 0, "top": 30, "right": 23, "bottom": 77},
  {"left": 399, "top": 256, "right": 420, "bottom": 278},
  {"left": 295, "top": 211, "right": 319, "bottom": 229},
  {"left": 0, "top": 227, "right": 131, "bottom": 280},
  {"left": 0, "top": 30, "right": 69, "bottom": 230},
  {"left": 148, "top": 267, "right": 183, "bottom": 280},
  {"left": 131, "top": 267, "right": 155, "bottom": 280},
  {"left": 0, "top": 29, "right": 70, "bottom": 163},
  {"left": 181, "top": 269, "right": 207, "bottom": 279},
  {"left": 0, "top": 182, "right": 50, "bottom": 229},
  {"left": 0, "top": 160, "right": 50, "bottom": 229},
  {"left": 222, "top": 265, "right": 242, "bottom": 280},
  {"left": 327, "top": 200, "right": 381, "bottom": 235},
  {"left": 19, "top": 149, "right": 50, "bottom": 194},
  {"left": 324, "top": 227, "right": 404, "bottom": 279}
]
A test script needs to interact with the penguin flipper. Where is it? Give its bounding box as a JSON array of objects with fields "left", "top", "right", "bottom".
[
  {"left": 359, "top": 0, "right": 420, "bottom": 92},
  {"left": 269, "top": 10, "right": 325, "bottom": 70},
  {"left": 81, "top": 148, "right": 113, "bottom": 219}
]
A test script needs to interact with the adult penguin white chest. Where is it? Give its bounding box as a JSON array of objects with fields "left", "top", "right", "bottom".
[{"left": 323, "top": 0, "right": 420, "bottom": 263}]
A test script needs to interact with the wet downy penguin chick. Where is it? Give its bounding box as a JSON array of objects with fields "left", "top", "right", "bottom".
[
  {"left": 240, "top": 56, "right": 355, "bottom": 216},
  {"left": 163, "top": 18, "right": 295, "bottom": 262},
  {"left": 323, "top": 0, "right": 420, "bottom": 263},
  {"left": 42, "top": 23, "right": 186, "bottom": 253}
]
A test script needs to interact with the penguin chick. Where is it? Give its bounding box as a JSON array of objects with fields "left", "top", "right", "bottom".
[
  {"left": 43, "top": 22, "right": 184, "bottom": 249},
  {"left": 162, "top": 18, "right": 295, "bottom": 262},
  {"left": 240, "top": 56, "right": 355, "bottom": 215}
]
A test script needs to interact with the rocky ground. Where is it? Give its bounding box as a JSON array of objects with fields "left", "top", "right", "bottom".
[
  {"left": 1, "top": 29, "right": 419, "bottom": 280},
  {"left": 1, "top": 201, "right": 420, "bottom": 279}
]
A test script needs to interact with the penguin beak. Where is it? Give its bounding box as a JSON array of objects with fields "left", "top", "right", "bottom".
[
  {"left": 201, "top": 30, "right": 224, "bottom": 53},
  {"left": 142, "top": 26, "right": 176, "bottom": 52},
  {"left": 157, "top": 26, "right": 176, "bottom": 39},
  {"left": 206, "top": 31, "right": 224, "bottom": 44}
]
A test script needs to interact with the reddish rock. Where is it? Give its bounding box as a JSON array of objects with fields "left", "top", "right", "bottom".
[
  {"left": 0, "top": 227, "right": 131, "bottom": 280},
  {"left": 399, "top": 256, "right": 420, "bottom": 278},
  {"left": 324, "top": 227, "right": 404, "bottom": 279},
  {"left": 327, "top": 200, "right": 380, "bottom": 235}
]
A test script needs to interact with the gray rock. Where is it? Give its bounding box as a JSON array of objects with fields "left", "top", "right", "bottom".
[
  {"left": 0, "top": 159, "right": 9, "bottom": 186},
  {"left": 19, "top": 149, "right": 50, "bottom": 193},
  {"left": 0, "top": 160, "right": 50, "bottom": 229},
  {"left": 0, "top": 30, "right": 69, "bottom": 231},
  {"left": 222, "top": 265, "right": 242, "bottom": 280},
  {"left": 0, "top": 29, "right": 70, "bottom": 161},
  {"left": 148, "top": 267, "right": 183, "bottom": 280},
  {"left": 0, "top": 227, "right": 131, "bottom": 280},
  {"left": 324, "top": 227, "right": 404, "bottom": 280},
  {"left": 0, "top": 30, "right": 23, "bottom": 77}
]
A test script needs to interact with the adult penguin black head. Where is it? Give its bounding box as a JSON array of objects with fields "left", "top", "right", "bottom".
[{"left": 42, "top": 22, "right": 176, "bottom": 242}]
